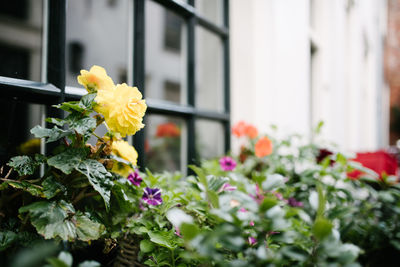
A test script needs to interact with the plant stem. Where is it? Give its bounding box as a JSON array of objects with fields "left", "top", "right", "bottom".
[{"left": 92, "top": 132, "right": 104, "bottom": 142}]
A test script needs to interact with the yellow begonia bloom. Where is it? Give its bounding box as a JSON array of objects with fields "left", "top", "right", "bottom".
[
  {"left": 95, "top": 83, "right": 147, "bottom": 137},
  {"left": 111, "top": 139, "right": 138, "bottom": 177},
  {"left": 77, "top": 65, "right": 115, "bottom": 93}
]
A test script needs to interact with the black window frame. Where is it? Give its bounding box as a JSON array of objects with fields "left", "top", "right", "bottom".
[{"left": 0, "top": 0, "right": 230, "bottom": 173}]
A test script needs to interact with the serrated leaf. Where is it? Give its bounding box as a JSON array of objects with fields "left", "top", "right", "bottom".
[
  {"left": 19, "top": 201, "right": 104, "bottom": 241},
  {"left": 7, "top": 180, "right": 45, "bottom": 197},
  {"left": 0, "top": 230, "right": 17, "bottom": 251},
  {"left": 75, "top": 212, "right": 105, "bottom": 241},
  {"left": 31, "top": 125, "right": 72, "bottom": 143},
  {"left": 19, "top": 200, "right": 76, "bottom": 240},
  {"left": 42, "top": 176, "right": 66, "bottom": 199},
  {"left": 47, "top": 148, "right": 88, "bottom": 174},
  {"left": 80, "top": 93, "right": 97, "bottom": 109},
  {"left": 53, "top": 101, "right": 85, "bottom": 113},
  {"left": 148, "top": 231, "right": 177, "bottom": 249},
  {"left": 8, "top": 155, "right": 37, "bottom": 176},
  {"left": 76, "top": 159, "right": 112, "bottom": 210},
  {"left": 69, "top": 116, "right": 97, "bottom": 135},
  {"left": 46, "top": 117, "right": 65, "bottom": 127}
]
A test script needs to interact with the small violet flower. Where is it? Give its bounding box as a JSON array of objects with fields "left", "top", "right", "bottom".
[
  {"left": 287, "top": 197, "right": 303, "bottom": 207},
  {"left": 142, "top": 187, "right": 163, "bottom": 206},
  {"left": 219, "top": 156, "right": 237, "bottom": 171},
  {"left": 218, "top": 183, "right": 237, "bottom": 193},
  {"left": 127, "top": 169, "right": 143, "bottom": 186}
]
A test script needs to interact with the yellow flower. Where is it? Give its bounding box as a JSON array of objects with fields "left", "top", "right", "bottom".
[
  {"left": 77, "top": 65, "right": 115, "bottom": 93},
  {"left": 111, "top": 139, "right": 138, "bottom": 177},
  {"left": 95, "top": 83, "right": 146, "bottom": 137}
]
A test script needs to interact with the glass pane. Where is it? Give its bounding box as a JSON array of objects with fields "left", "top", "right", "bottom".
[
  {"left": 196, "top": 119, "right": 224, "bottom": 160},
  {"left": 145, "top": 1, "right": 187, "bottom": 105},
  {"left": 0, "top": 99, "right": 44, "bottom": 166},
  {"left": 196, "top": 26, "right": 224, "bottom": 111},
  {"left": 196, "top": 0, "right": 223, "bottom": 26},
  {"left": 144, "top": 115, "right": 186, "bottom": 173},
  {"left": 0, "top": 0, "right": 43, "bottom": 81},
  {"left": 66, "top": 0, "right": 130, "bottom": 87}
]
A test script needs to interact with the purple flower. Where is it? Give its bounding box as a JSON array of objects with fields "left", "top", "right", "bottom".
[
  {"left": 218, "top": 183, "right": 237, "bottom": 193},
  {"left": 219, "top": 156, "right": 237, "bottom": 171},
  {"left": 127, "top": 169, "right": 143, "bottom": 186},
  {"left": 248, "top": 237, "right": 257, "bottom": 245},
  {"left": 142, "top": 187, "right": 163, "bottom": 206},
  {"left": 287, "top": 197, "right": 303, "bottom": 207}
]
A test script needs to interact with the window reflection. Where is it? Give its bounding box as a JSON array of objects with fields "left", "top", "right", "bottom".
[
  {"left": 146, "top": 1, "right": 187, "bottom": 105},
  {"left": 196, "top": 0, "right": 223, "bottom": 26},
  {"left": 196, "top": 119, "right": 224, "bottom": 160},
  {"left": 144, "top": 115, "right": 185, "bottom": 173},
  {"left": 0, "top": 99, "right": 43, "bottom": 166},
  {"left": 0, "top": 0, "right": 43, "bottom": 81},
  {"left": 66, "top": 0, "right": 130, "bottom": 87},
  {"left": 196, "top": 26, "right": 224, "bottom": 111}
]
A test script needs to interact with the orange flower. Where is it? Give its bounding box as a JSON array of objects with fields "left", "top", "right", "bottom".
[
  {"left": 232, "top": 121, "right": 247, "bottom": 137},
  {"left": 156, "top": 122, "right": 180, "bottom": 138},
  {"left": 255, "top": 137, "right": 273, "bottom": 157},
  {"left": 244, "top": 124, "right": 258, "bottom": 139}
]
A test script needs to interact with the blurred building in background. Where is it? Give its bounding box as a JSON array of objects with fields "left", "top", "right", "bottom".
[
  {"left": 0, "top": 0, "right": 395, "bottom": 172},
  {"left": 231, "top": 0, "right": 389, "bottom": 152}
]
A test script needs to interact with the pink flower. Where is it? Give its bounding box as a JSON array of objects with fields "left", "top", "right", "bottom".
[
  {"left": 175, "top": 226, "right": 182, "bottom": 238},
  {"left": 219, "top": 156, "right": 237, "bottom": 171},
  {"left": 250, "top": 221, "right": 255, "bottom": 226},
  {"left": 248, "top": 237, "right": 257, "bottom": 245},
  {"left": 218, "top": 183, "right": 237, "bottom": 193}
]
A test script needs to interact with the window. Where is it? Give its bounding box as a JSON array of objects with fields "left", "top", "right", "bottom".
[{"left": 0, "top": 0, "right": 230, "bottom": 174}]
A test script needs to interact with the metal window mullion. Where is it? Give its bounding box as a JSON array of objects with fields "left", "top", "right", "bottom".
[
  {"left": 187, "top": 0, "right": 196, "bottom": 168},
  {"left": 223, "top": 0, "right": 230, "bottom": 153},
  {"left": 133, "top": 0, "right": 146, "bottom": 170},
  {"left": 45, "top": 0, "right": 66, "bottom": 155}
]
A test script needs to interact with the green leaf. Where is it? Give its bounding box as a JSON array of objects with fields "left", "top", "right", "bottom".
[
  {"left": 148, "top": 231, "right": 177, "bottom": 249},
  {"left": 207, "top": 190, "right": 220, "bottom": 208},
  {"left": 180, "top": 223, "right": 199, "bottom": 241},
  {"left": 7, "top": 180, "right": 45, "bottom": 197},
  {"left": 57, "top": 251, "right": 73, "bottom": 267},
  {"left": 8, "top": 155, "right": 37, "bottom": 176},
  {"left": 47, "top": 258, "right": 70, "bottom": 267},
  {"left": 262, "top": 174, "right": 284, "bottom": 191},
  {"left": 75, "top": 212, "right": 105, "bottom": 241},
  {"left": 53, "top": 101, "right": 85, "bottom": 113},
  {"left": 31, "top": 125, "right": 72, "bottom": 143},
  {"left": 208, "top": 176, "right": 229, "bottom": 192},
  {"left": 46, "top": 117, "right": 65, "bottom": 127},
  {"left": 140, "top": 239, "right": 155, "bottom": 253},
  {"left": 76, "top": 159, "right": 113, "bottom": 210},
  {"left": 312, "top": 217, "right": 332, "bottom": 240},
  {"left": 78, "top": 261, "right": 101, "bottom": 267},
  {"left": 0, "top": 230, "right": 17, "bottom": 251},
  {"left": 69, "top": 116, "right": 97, "bottom": 135},
  {"left": 19, "top": 200, "right": 76, "bottom": 240},
  {"left": 80, "top": 93, "right": 97, "bottom": 109},
  {"left": 42, "top": 176, "right": 66, "bottom": 199},
  {"left": 47, "top": 148, "right": 88, "bottom": 174},
  {"left": 19, "top": 201, "right": 104, "bottom": 241},
  {"left": 189, "top": 165, "right": 208, "bottom": 189}
]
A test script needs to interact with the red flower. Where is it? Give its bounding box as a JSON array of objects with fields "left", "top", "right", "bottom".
[
  {"left": 156, "top": 122, "right": 180, "bottom": 138},
  {"left": 347, "top": 150, "right": 398, "bottom": 180},
  {"left": 255, "top": 137, "right": 273, "bottom": 158}
]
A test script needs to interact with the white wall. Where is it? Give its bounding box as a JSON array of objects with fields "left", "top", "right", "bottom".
[{"left": 230, "top": 0, "right": 388, "bottom": 153}]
